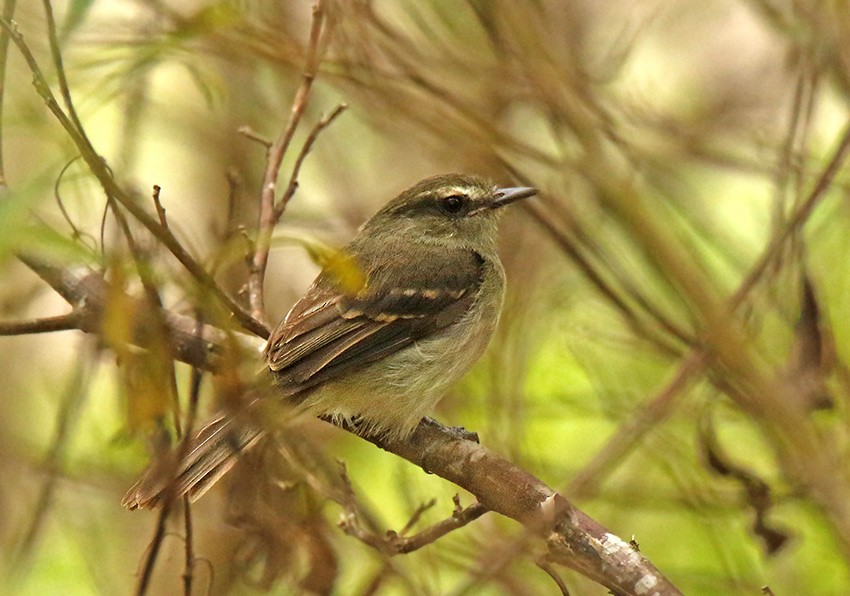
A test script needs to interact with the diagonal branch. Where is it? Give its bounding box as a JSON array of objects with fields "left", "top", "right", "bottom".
[
  {"left": 17, "top": 253, "right": 681, "bottom": 595},
  {"left": 17, "top": 254, "right": 236, "bottom": 372}
]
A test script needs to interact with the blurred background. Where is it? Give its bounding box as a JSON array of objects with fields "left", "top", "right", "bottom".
[{"left": 2, "top": 0, "right": 850, "bottom": 594}]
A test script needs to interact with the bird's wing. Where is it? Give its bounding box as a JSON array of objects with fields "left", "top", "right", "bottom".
[{"left": 264, "top": 245, "right": 484, "bottom": 395}]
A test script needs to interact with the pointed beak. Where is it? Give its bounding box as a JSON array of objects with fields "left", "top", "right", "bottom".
[{"left": 468, "top": 186, "right": 537, "bottom": 216}]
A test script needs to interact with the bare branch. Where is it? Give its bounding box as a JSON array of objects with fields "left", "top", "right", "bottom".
[
  {"left": 41, "top": 0, "right": 87, "bottom": 143},
  {"left": 134, "top": 500, "right": 173, "bottom": 596},
  {"left": 16, "top": 252, "right": 681, "bottom": 594},
  {"left": 387, "top": 501, "right": 487, "bottom": 555},
  {"left": 237, "top": 125, "right": 272, "bottom": 148},
  {"left": 352, "top": 419, "right": 681, "bottom": 594},
  {"left": 337, "top": 476, "right": 487, "bottom": 556},
  {"left": 248, "top": 0, "right": 329, "bottom": 323},
  {"left": 17, "top": 254, "right": 236, "bottom": 372},
  {"left": 0, "top": 312, "right": 82, "bottom": 335},
  {"left": 274, "top": 103, "right": 347, "bottom": 220}
]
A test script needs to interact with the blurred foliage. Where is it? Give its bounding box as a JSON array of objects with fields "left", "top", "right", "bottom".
[{"left": 2, "top": 0, "right": 850, "bottom": 594}]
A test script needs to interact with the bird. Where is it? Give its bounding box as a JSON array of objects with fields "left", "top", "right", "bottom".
[{"left": 122, "top": 173, "right": 536, "bottom": 509}]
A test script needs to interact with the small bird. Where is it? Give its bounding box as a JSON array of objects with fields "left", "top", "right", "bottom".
[{"left": 123, "top": 174, "right": 536, "bottom": 509}]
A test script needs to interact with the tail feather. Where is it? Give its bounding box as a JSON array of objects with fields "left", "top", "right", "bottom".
[{"left": 122, "top": 415, "right": 265, "bottom": 510}]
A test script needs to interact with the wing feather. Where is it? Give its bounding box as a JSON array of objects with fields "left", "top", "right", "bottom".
[{"left": 263, "top": 244, "right": 485, "bottom": 395}]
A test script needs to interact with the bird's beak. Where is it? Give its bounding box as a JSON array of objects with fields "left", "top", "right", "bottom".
[{"left": 468, "top": 186, "right": 537, "bottom": 216}]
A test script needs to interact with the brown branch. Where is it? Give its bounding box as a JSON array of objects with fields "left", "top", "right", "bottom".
[
  {"left": 18, "top": 252, "right": 681, "bottom": 594},
  {"left": 134, "top": 500, "right": 173, "bottom": 596},
  {"left": 136, "top": 321, "right": 207, "bottom": 596},
  {"left": 237, "top": 125, "right": 272, "bottom": 148},
  {"left": 0, "top": 312, "right": 82, "bottom": 335},
  {"left": 109, "top": 188, "right": 182, "bottom": 432},
  {"left": 338, "top": 475, "right": 488, "bottom": 556},
  {"left": 17, "top": 254, "right": 234, "bottom": 372},
  {"left": 388, "top": 500, "right": 488, "bottom": 555},
  {"left": 355, "top": 419, "right": 680, "bottom": 594},
  {"left": 41, "top": 0, "right": 89, "bottom": 148},
  {"left": 248, "top": 0, "right": 328, "bottom": 323}
]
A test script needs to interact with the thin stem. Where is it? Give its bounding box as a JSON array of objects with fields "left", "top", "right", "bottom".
[
  {"left": 248, "top": 0, "right": 328, "bottom": 323},
  {"left": 0, "top": 312, "right": 82, "bottom": 335},
  {"left": 274, "top": 103, "right": 347, "bottom": 220},
  {"left": 41, "top": 0, "right": 89, "bottom": 147},
  {"left": 134, "top": 502, "right": 173, "bottom": 596},
  {"left": 181, "top": 354, "right": 205, "bottom": 596}
]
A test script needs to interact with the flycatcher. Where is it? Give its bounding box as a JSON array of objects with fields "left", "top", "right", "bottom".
[{"left": 123, "top": 173, "right": 536, "bottom": 509}]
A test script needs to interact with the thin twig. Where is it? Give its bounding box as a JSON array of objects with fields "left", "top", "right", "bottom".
[
  {"left": 731, "top": 120, "right": 850, "bottom": 305},
  {"left": 0, "top": 17, "right": 268, "bottom": 338},
  {"left": 338, "top": 462, "right": 489, "bottom": 556},
  {"left": 41, "top": 0, "right": 87, "bottom": 142},
  {"left": 536, "top": 557, "right": 571, "bottom": 596},
  {"left": 397, "top": 498, "right": 436, "bottom": 537},
  {"left": 182, "top": 345, "right": 205, "bottom": 596},
  {"left": 387, "top": 502, "right": 487, "bottom": 555},
  {"left": 134, "top": 501, "right": 173, "bottom": 596},
  {"left": 181, "top": 497, "right": 194, "bottom": 596},
  {"left": 274, "top": 103, "right": 347, "bottom": 220},
  {"left": 152, "top": 185, "right": 169, "bottom": 228},
  {"left": 135, "top": 320, "right": 205, "bottom": 596},
  {"left": 248, "top": 0, "right": 328, "bottom": 323},
  {"left": 53, "top": 155, "right": 97, "bottom": 252},
  {"left": 0, "top": 312, "right": 82, "bottom": 335},
  {"left": 237, "top": 125, "right": 272, "bottom": 148}
]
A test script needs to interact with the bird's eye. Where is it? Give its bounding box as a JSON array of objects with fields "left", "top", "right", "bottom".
[{"left": 440, "top": 195, "right": 465, "bottom": 214}]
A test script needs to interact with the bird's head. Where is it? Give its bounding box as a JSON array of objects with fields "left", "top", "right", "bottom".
[{"left": 362, "top": 174, "right": 537, "bottom": 251}]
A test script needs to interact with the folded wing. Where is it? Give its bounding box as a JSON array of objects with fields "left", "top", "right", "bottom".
[{"left": 264, "top": 244, "right": 485, "bottom": 396}]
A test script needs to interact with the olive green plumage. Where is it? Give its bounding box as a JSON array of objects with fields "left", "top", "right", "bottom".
[{"left": 123, "top": 174, "right": 536, "bottom": 509}]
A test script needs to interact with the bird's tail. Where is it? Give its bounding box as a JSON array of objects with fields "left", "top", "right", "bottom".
[{"left": 122, "top": 413, "right": 265, "bottom": 510}]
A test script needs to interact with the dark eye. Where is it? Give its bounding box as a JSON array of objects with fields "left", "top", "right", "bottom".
[{"left": 440, "top": 195, "right": 466, "bottom": 214}]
